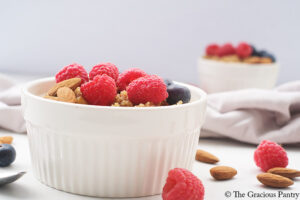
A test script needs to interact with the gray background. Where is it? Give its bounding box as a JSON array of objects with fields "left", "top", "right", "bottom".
[{"left": 0, "top": 0, "right": 299, "bottom": 84}]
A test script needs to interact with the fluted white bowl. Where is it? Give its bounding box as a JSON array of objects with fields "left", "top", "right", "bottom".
[
  {"left": 21, "top": 77, "right": 207, "bottom": 198},
  {"left": 198, "top": 58, "right": 279, "bottom": 93}
]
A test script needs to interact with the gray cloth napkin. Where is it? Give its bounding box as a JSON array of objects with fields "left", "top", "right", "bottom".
[
  {"left": 201, "top": 81, "right": 300, "bottom": 144},
  {"left": 0, "top": 74, "right": 26, "bottom": 132}
]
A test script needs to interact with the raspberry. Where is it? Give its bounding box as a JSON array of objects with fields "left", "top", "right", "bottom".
[
  {"left": 127, "top": 75, "right": 168, "bottom": 104},
  {"left": 236, "top": 42, "right": 253, "bottom": 58},
  {"left": 89, "top": 63, "right": 119, "bottom": 81},
  {"left": 80, "top": 74, "right": 116, "bottom": 106},
  {"left": 254, "top": 140, "right": 288, "bottom": 172},
  {"left": 162, "top": 168, "right": 205, "bottom": 200},
  {"left": 116, "top": 68, "right": 147, "bottom": 91},
  {"left": 206, "top": 44, "right": 219, "bottom": 56},
  {"left": 55, "top": 63, "right": 89, "bottom": 84},
  {"left": 217, "top": 43, "right": 236, "bottom": 57}
]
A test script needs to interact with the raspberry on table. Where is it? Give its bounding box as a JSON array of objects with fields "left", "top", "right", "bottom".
[
  {"left": 236, "top": 42, "right": 253, "bottom": 58},
  {"left": 55, "top": 63, "right": 89, "bottom": 84},
  {"left": 80, "top": 74, "right": 117, "bottom": 106},
  {"left": 127, "top": 75, "right": 168, "bottom": 105},
  {"left": 162, "top": 168, "right": 205, "bottom": 200},
  {"left": 254, "top": 140, "right": 289, "bottom": 172},
  {"left": 116, "top": 68, "right": 147, "bottom": 91},
  {"left": 89, "top": 63, "right": 119, "bottom": 82},
  {"left": 217, "top": 43, "right": 236, "bottom": 57},
  {"left": 206, "top": 43, "right": 220, "bottom": 56}
]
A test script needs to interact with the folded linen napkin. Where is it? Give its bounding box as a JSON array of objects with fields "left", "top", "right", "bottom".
[
  {"left": 0, "top": 74, "right": 26, "bottom": 132},
  {"left": 201, "top": 81, "right": 300, "bottom": 144}
]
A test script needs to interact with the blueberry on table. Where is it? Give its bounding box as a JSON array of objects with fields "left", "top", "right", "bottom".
[
  {"left": 166, "top": 84, "right": 191, "bottom": 105},
  {"left": 0, "top": 144, "right": 16, "bottom": 167},
  {"left": 164, "top": 79, "right": 174, "bottom": 86}
]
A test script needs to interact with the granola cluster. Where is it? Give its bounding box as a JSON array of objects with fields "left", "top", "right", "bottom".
[
  {"left": 204, "top": 55, "right": 273, "bottom": 64},
  {"left": 112, "top": 91, "right": 174, "bottom": 107}
]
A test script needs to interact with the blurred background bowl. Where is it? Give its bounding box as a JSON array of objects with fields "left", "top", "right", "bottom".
[{"left": 198, "top": 58, "right": 279, "bottom": 93}]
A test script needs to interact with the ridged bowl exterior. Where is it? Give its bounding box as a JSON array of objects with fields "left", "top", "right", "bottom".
[{"left": 22, "top": 77, "right": 207, "bottom": 198}]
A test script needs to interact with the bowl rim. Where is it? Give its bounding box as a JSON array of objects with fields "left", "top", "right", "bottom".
[
  {"left": 22, "top": 77, "right": 207, "bottom": 111},
  {"left": 198, "top": 57, "right": 279, "bottom": 69}
]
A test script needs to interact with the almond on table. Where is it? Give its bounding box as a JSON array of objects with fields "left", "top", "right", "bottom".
[
  {"left": 267, "top": 167, "right": 300, "bottom": 179},
  {"left": 257, "top": 173, "right": 294, "bottom": 188},
  {"left": 210, "top": 166, "right": 237, "bottom": 180},
  {"left": 195, "top": 149, "right": 219, "bottom": 164}
]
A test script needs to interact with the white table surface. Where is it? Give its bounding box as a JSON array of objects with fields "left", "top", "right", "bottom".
[
  {"left": 0, "top": 73, "right": 300, "bottom": 200},
  {"left": 0, "top": 129, "right": 299, "bottom": 200}
]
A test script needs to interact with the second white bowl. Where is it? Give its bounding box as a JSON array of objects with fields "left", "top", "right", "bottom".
[{"left": 198, "top": 58, "right": 279, "bottom": 93}]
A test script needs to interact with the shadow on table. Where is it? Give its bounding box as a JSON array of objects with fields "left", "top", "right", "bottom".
[{"left": 0, "top": 182, "right": 37, "bottom": 199}]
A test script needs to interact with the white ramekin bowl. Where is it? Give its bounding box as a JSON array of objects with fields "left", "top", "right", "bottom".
[
  {"left": 21, "top": 77, "right": 207, "bottom": 198},
  {"left": 198, "top": 58, "right": 279, "bottom": 93}
]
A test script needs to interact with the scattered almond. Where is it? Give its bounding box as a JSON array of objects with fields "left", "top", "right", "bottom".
[
  {"left": 267, "top": 167, "right": 300, "bottom": 179},
  {"left": 56, "top": 87, "right": 77, "bottom": 103},
  {"left": 210, "top": 166, "right": 237, "bottom": 180},
  {"left": 257, "top": 173, "right": 294, "bottom": 188},
  {"left": 47, "top": 78, "right": 81, "bottom": 96},
  {"left": 195, "top": 149, "right": 219, "bottom": 164},
  {"left": 0, "top": 136, "right": 13, "bottom": 144}
]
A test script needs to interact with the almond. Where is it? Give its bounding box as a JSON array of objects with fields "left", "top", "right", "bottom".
[
  {"left": 210, "top": 166, "right": 237, "bottom": 180},
  {"left": 56, "top": 87, "right": 76, "bottom": 103},
  {"left": 47, "top": 78, "right": 81, "bottom": 96},
  {"left": 195, "top": 149, "right": 219, "bottom": 164},
  {"left": 76, "top": 96, "right": 88, "bottom": 104},
  {"left": 0, "top": 136, "right": 13, "bottom": 144},
  {"left": 74, "top": 87, "right": 82, "bottom": 97},
  {"left": 44, "top": 95, "right": 61, "bottom": 101},
  {"left": 257, "top": 173, "right": 294, "bottom": 188},
  {"left": 267, "top": 167, "right": 300, "bottom": 179}
]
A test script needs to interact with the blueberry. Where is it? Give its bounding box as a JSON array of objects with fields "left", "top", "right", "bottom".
[
  {"left": 166, "top": 84, "right": 191, "bottom": 105},
  {"left": 256, "top": 50, "right": 267, "bottom": 57},
  {"left": 257, "top": 50, "right": 276, "bottom": 62},
  {"left": 0, "top": 144, "right": 16, "bottom": 167},
  {"left": 164, "top": 79, "right": 174, "bottom": 86},
  {"left": 250, "top": 45, "right": 259, "bottom": 56}
]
